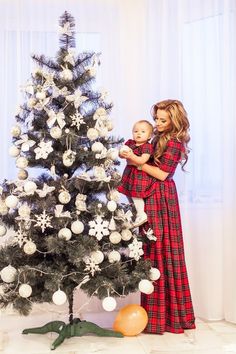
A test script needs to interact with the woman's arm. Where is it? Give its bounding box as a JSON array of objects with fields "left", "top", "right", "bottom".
[{"left": 139, "top": 163, "right": 169, "bottom": 181}]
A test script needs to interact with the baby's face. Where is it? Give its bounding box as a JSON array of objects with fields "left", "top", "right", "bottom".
[{"left": 132, "top": 122, "right": 152, "bottom": 145}]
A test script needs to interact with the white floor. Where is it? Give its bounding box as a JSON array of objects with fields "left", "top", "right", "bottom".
[{"left": 1, "top": 307, "right": 236, "bottom": 354}]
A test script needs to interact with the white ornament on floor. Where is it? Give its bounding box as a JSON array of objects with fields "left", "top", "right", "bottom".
[{"left": 102, "top": 296, "right": 117, "bottom": 311}]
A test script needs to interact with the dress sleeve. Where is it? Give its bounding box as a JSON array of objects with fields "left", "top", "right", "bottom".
[
  {"left": 141, "top": 143, "right": 154, "bottom": 155},
  {"left": 157, "top": 139, "right": 183, "bottom": 174},
  {"left": 125, "top": 139, "right": 135, "bottom": 147}
]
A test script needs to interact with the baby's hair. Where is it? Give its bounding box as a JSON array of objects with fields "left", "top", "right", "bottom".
[{"left": 133, "top": 120, "right": 154, "bottom": 135}]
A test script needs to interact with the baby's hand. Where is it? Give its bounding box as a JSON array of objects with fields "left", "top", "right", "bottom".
[{"left": 119, "top": 145, "right": 131, "bottom": 157}]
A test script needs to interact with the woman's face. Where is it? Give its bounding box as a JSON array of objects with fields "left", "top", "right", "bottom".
[{"left": 154, "top": 109, "right": 172, "bottom": 133}]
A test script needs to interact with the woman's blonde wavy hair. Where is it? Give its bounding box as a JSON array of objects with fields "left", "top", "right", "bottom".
[{"left": 151, "top": 99, "right": 190, "bottom": 170}]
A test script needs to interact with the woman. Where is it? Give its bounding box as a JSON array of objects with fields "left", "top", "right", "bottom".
[{"left": 120, "top": 99, "right": 195, "bottom": 334}]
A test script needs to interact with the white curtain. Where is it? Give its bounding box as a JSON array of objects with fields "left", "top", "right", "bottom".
[{"left": 0, "top": 0, "right": 235, "bottom": 323}]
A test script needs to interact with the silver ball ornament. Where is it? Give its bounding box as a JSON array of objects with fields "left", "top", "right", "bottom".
[{"left": 18, "top": 169, "right": 28, "bottom": 180}]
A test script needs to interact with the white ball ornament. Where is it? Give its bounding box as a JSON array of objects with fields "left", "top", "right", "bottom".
[
  {"left": 58, "top": 191, "right": 71, "bottom": 204},
  {"left": 10, "top": 125, "right": 21, "bottom": 137},
  {"left": 60, "top": 68, "right": 73, "bottom": 81},
  {"left": 71, "top": 220, "right": 84, "bottom": 234},
  {"left": 24, "top": 181, "right": 37, "bottom": 194},
  {"left": 108, "top": 250, "right": 121, "bottom": 263},
  {"left": 0, "top": 265, "right": 17, "bottom": 283},
  {"left": 107, "top": 189, "right": 120, "bottom": 202},
  {"left": 18, "top": 204, "right": 31, "bottom": 218},
  {"left": 9, "top": 145, "right": 20, "bottom": 157},
  {"left": 91, "top": 142, "right": 104, "bottom": 153},
  {"left": 106, "top": 119, "right": 113, "bottom": 131},
  {"left": 62, "top": 150, "right": 76, "bottom": 167},
  {"left": 107, "top": 148, "right": 119, "bottom": 160},
  {"left": 19, "top": 284, "right": 32, "bottom": 298},
  {"left": 119, "top": 145, "right": 131, "bottom": 154},
  {"left": 58, "top": 228, "right": 72, "bottom": 241},
  {"left": 87, "top": 128, "right": 99, "bottom": 141},
  {"left": 138, "top": 279, "right": 154, "bottom": 295},
  {"left": 50, "top": 126, "right": 62, "bottom": 139},
  {"left": 102, "top": 296, "right": 117, "bottom": 312},
  {"left": 121, "top": 229, "right": 133, "bottom": 241},
  {"left": 36, "top": 91, "right": 46, "bottom": 100},
  {"left": 18, "top": 169, "right": 28, "bottom": 180},
  {"left": 27, "top": 97, "right": 36, "bottom": 108},
  {"left": 16, "top": 156, "right": 28, "bottom": 169},
  {"left": 23, "top": 241, "right": 37, "bottom": 255},
  {"left": 0, "top": 225, "right": 7, "bottom": 237},
  {"left": 109, "top": 231, "right": 121, "bottom": 244},
  {"left": 149, "top": 267, "right": 161, "bottom": 281},
  {"left": 52, "top": 289, "right": 67, "bottom": 305},
  {"left": 107, "top": 200, "right": 117, "bottom": 212},
  {"left": 0, "top": 201, "right": 8, "bottom": 215},
  {"left": 5, "top": 195, "right": 19, "bottom": 208},
  {"left": 91, "top": 250, "right": 104, "bottom": 264}
]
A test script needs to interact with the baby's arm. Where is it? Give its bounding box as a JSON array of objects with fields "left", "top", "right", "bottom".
[{"left": 124, "top": 150, "right": 151, "bottom": 165}]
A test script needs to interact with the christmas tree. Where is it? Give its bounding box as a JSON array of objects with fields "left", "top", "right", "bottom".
[{"left": 0, "top": 12, "right": 159, "bottom": 349}]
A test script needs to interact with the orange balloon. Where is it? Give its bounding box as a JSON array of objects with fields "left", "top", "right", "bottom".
[{"left": 113, "top": 304, "right": 148, "bottom": 336}]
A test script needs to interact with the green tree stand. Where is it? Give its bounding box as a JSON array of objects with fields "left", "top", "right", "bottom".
[{"left": 22, "top": 318, "right": 123, "bottom": 350}]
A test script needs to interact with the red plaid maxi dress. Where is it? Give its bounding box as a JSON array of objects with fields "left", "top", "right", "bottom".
[
  {"left": 140, "top": 138, "right": 196, "bottom": 334},
  {"left": 118, "top": 139, "right": 156, "bottom": 198}
]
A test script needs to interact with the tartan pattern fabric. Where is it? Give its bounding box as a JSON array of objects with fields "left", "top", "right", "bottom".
[
  {"left": 118, "top": 139, "right": 156, "bottom": 198},
  {"left": 140, "top": 139, "right": 195, "bottom": 334}
]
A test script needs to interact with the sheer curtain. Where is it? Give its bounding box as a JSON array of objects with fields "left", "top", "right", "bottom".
[{"left": 0, "top": 0, "right": 235, "bottom": 323}]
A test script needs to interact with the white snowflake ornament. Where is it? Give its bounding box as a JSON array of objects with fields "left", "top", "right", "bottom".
[
  {"left": 89, "top": 216, "right": 109, "bottom": 240},
  {"left": 34, "top": 140, "right": 53, "bottom": 159},
  {"left": 34, "top": 210, "right": 53, "bottom": 233},
  {"left": 128, "top": 238, "right": 144, "bottom": 261}
]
